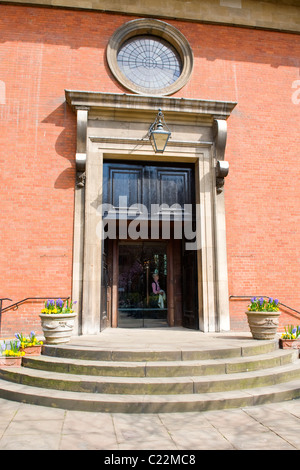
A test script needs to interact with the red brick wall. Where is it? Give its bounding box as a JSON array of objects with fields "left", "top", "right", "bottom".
[
  {"left": 0, "top": 5, "right": 299, "bottom": 336},
  {"left": 0, "top": 302, "right": 45, "bottom": 338}
]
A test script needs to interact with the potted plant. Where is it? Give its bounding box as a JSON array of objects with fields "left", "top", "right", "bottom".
[
  {"left": 0, "top": 340, "right": 25, "bottom": 367},
  {"left": 39, "top": 298, "right": 77, "bottom": 344},
  {"left": 15, "top": 331, "right": 43, "bottom": 355},
  {"left": 279, "top": 325, "right": 300, "bottom": 349},
  {"left": 246, "top": 297, "right": 280, "bottom": 340}
]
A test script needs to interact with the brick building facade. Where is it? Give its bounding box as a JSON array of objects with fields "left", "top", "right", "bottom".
[{"left": 0, "top": 0, "right": 299, "bottom": 337}]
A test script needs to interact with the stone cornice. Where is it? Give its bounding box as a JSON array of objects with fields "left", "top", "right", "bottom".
[
  {"left": 1, "top": 0, "right": 299, "bottom": 34},
  {"left": 65, "top": 90, "right": 237, "bottom": 120}
]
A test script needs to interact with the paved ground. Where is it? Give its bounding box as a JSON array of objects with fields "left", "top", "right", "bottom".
[{"left": 0, "top": 397, "right": 300, "bottom": 450}]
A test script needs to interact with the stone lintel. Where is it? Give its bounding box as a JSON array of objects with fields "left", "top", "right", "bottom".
[{"left": 65, "top": 90, "right": 237, "bottom": 122}]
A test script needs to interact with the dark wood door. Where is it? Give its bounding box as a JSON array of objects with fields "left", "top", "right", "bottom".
[
  {"left": 182, "top": 241, "right": 199, "bottom": 329},
  {"left": 100, "top": 239, "right": 108, "bottom": 331}
]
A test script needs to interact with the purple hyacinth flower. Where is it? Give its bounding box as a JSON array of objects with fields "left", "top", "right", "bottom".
[{"left": 274, "top": 299, "right": 279, "bottom": 305}]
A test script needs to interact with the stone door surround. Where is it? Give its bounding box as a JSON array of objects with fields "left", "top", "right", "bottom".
[{"left": 65, "top": 90, "right": 236, "bottom": 335}]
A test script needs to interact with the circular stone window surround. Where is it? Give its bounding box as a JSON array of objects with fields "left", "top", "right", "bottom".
[{"left": 107, "top": 18, "right": 194, "bottom": 96}]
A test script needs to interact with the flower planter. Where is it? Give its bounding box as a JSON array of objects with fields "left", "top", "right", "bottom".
[
  {"left": 20, "top": 345, "right": 42, "bottom": 355},
  {"left": 39, "top": 312, "right": 77, "bottom": 344},
  {"left": 279, "top": 338, "right": 300, "bottom": 350},
  {"left": 246, "top": 311, "right": 280, "bottom": 340},
  {"left": 0, "top": 356, "right": 22, "bottom": 368}
]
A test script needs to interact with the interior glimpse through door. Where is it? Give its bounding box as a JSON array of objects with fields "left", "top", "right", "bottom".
[{"left": 118, "top": 242, "right": 168, "bottom": 328}]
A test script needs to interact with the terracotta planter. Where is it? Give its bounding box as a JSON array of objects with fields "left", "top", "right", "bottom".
[
  {"left": 246, "top": 310, "right": 280, "bottom": 340},
  {"left": 0, "top": 356, "right": 22, "bottom": 367},
  {"left": 279, "top": 338, "right": 300, "bottom": 350},
  {"left": 20, "top": 345, "right": 42, "bottom": 355},
  {"left": 39, "top": 312, "right": 77, "bottom": 344}
]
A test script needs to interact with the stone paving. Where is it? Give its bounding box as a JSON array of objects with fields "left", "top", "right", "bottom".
[{"left": 0, "top": 397, "right": 300, "bottom": 450}]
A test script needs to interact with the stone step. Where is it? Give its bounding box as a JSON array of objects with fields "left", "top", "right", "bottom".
[
  {"left": 20, "top": 349, "right": 297, "bottom": 377},
  {"left": 42, "top": 340, "right": 278, "bottom": 362},
  {"left": 1, "top": 361, "right": 300, "bottom": 395},
  {"left": 0, "top": 335, "right": 299, "bottom": 413},
  {"left": 0, "top": 376, "right": 299, "bottom": 413}
]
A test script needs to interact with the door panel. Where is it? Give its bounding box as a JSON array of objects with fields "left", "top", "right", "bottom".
[
  {"left": 103, "top": 165, "right": 143, "bottom": 214},
  {"left": 156, "top": 169, "right": 191, "bottom": 208}
]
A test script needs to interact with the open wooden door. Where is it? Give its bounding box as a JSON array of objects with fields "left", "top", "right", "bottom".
[
  {"left": 100, "top": 239, "right": 108, "bottom": 331},
  {"left": 182, "top": 240, "right": 199, "bottom": 329}
]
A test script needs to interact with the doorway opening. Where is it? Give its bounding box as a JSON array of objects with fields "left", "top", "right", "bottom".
[
  {"left": 118, "top": 241, "right": 168, "bottom": 328},
  {"left": 106, "top": 235, "right": 198, "bottom": 330},
  {"left": 103, "top": 160, "right": 199, "bottom": 330}
]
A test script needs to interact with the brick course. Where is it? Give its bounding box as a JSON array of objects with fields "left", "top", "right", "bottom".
[{"left": 0, "top": 5, "right": 299, "bottom": 336}]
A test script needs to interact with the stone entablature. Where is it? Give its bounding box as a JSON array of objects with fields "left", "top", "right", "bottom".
[{"left": 1, "top": 0, "right": 299, "bottom": 33}]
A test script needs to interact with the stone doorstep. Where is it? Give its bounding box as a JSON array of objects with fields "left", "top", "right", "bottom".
[
  {"left": 0, "top": 377, "right": 300, "bottom": 413},
  {"left": 42, "top": 340, "right": 278, "bottom": 361}
]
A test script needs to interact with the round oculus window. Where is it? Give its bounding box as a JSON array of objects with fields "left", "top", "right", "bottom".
[
  {"left": 117, "top": 35, "right": 182, "bottom": 91},
  {"left": 107, "top": 19, "right": 193, "bottom": 96}
]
